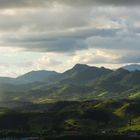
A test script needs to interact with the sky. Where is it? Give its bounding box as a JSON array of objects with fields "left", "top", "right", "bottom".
[{"left": 0, "top": 0, "right": 140, "bottom": 77}]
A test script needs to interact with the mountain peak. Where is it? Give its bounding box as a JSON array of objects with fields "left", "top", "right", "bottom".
[
  {"left": 73, "top": 64, "right": 89, "bottom": 69},
  {"left": 73, "top": 64, "right": 98, "bottom": 70},
  {"left": 16, "top": 70, "right": 59, "bottom": 84}
]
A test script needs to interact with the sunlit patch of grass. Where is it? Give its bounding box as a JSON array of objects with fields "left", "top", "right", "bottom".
[
  {"left": 118, "top": 116, "right": 140, "bottom": 132},
  {"left": 64, "top": 119, "right": 80, "bottom": 130},
  {"left": 119, "top": 124, "right": 140, "bottom": 132},
  {"left": 33, "top": 98, "right": 55, "bottom": 104},
  {"left": 94, "top": 102, "right": 105, "bottom": 108},
  {"left": 114, "top": 103, "right": 129, "bottom": 117},
  {"left": 129, "top": 92, "right": 140, "bottom": 98},
  {"left": 133, "top": 117, "right": 140, "bottom": 124},
  {"left": 65, "top": 119, "right": 77, "bottom": 126},
  {"left": 98, "top": 92, "right": 107, "bottom": 97},
  {"left": 13, "top": 97, "right": 20, "bottom": 101},
  {"left": 0, "top": 111, "right": 6, "bottom": 116}
]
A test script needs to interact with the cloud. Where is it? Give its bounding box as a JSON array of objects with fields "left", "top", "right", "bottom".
[
  {"left": 118, "top": 56, "right": 140, "bottom": 63},
  {"left": 0, "top": 6, "right": 121, "bottom": 32},
  {"left": 0, "top": 0, "right": 49, "bottom": 8},
  {"left": 86, "top": 29, "right": 140, "bottom": 50},
  {"left": 67, "top": 48, "right": 140, "bottom": 66},
  {"left": 0, "top": 28, "right": 120, "bottom": 53},
  {"left": 32, "top": 54, "right": 62, "bottom": 69},
  {"left": 0, "top": 0, "right": 140, "bottom": 9},
  {"left": 0, "top": 52, "right": 63, "bottom": 77},
  {"left": 117, "top": 53, "right": 140, "bottom": 63},
  {"left": 0, "top": 0, "right": 139, "bottom": 78},
  {"left": 68, "top": 49, "right": 120, "bottom": 65},
  {"left": 58, "top": 0, "right": 140, "bottom": 7}
]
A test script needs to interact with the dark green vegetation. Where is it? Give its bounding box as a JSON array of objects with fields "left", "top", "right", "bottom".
[
  {"left": 0, "top": 99, "right": 139, "bottom": 137},
  {"left": 0, "top": 64, "right": 139, "bottom": 103},
  {"left": 0, "top": 64, "right": 139, "bottom": 138}
]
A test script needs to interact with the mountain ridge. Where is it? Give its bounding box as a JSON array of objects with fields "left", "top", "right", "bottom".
[
  {"left": 0, "top": 63, "right": 139, "bottom": 81},
  {"left": 0, "top": 64, "right": 139, "bottom": 102}
]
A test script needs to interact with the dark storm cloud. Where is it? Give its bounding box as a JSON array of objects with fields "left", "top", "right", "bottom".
[
  {"left": 0, "top": 0, "right": 139, "bottom": 66},
  {"left": 0, "top": 0, "right": 48, "bottom": 8},
  {"left": 0, "top": 0, "right": 140, "bottom": 9},
  {"left": 61, "top": 0, "right": 140, "bottom": 6},
  {"left": 1, "top": 28, "right": 119, "bottom": 53},
  {"left": 87, "top": 29, "right": 140, "bottom": 51}
]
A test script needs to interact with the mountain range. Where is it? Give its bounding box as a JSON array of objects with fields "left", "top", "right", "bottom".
[{"left": 0, "top": 64, "right": 139, "bottom": 103}]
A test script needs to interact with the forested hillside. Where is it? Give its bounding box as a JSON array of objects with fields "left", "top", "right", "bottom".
[{"left": 0, "top": 64, "right": 139, "bottom": 103}]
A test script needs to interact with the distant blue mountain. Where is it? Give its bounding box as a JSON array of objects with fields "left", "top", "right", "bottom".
[{"left": 122, "top": 64, "right": 140, "bottom": 71}]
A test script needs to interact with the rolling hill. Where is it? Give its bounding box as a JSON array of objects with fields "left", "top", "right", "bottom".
[
  {"left": 0, "top": 99, "right": 139, "bottom": 136},
  {"left": 0, "top": 64, "right": 139, "bottom": 102},
  {"left": 16, "top": 70, "right": 59, "bottom": 84}
]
